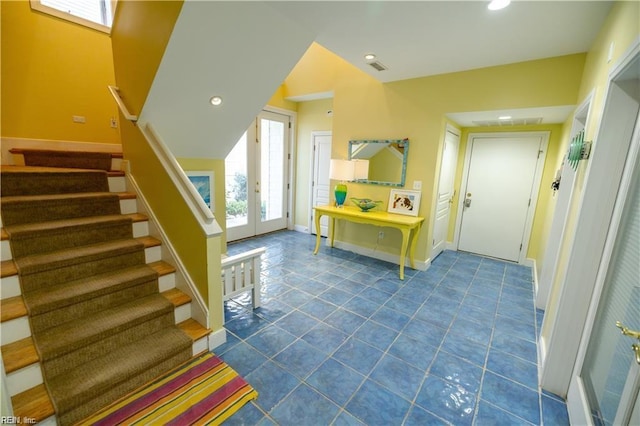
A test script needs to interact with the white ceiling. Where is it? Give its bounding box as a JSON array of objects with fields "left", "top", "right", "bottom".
[{"left": 268, "top": 0, "right": 614, "bottom": 124}]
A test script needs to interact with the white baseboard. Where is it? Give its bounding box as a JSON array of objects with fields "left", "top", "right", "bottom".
[
  {"left": 293, "top": 224, "right": 309, "bottom": 233},
  {"left": 1, "top": 137, "right": 121, "bottom": 165},
  {"left": 208, "top": 328, "right": 227, "bottom": 351},
  {"left": 331, "top": 239, "right": 429, "bottom": 272}
]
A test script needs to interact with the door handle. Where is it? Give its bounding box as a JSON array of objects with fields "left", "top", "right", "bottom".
[
  {"left": 616, "top": 321, "right": 640, "bottom": 340},
  {"left": 464, "top": 198, "right": 472, "bottom": 208},
  {"left": 616, "top": 321, "right": 640, "bottom": 365}
]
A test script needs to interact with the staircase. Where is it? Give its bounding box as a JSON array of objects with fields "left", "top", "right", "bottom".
[{"left": 1, "top": 150, "right": 211, "bottom": 425}]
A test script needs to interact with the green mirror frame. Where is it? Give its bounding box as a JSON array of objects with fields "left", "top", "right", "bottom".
[{"left": 348, "top": 138, "right": 409, "bottom": 187}]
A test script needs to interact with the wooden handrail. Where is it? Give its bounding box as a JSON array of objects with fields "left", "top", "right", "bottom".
[{"left": 108, "top": 85, "right": 138, "bottom": 122}]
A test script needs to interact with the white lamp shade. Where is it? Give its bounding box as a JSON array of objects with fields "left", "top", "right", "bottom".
[
  {"left": 330, "top": 159, "right": 355, "bottom": 181},
  {"left": 353, "top": 159, "right": 369, "bottom": 180}
]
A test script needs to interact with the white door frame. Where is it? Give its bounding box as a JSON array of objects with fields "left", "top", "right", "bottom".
[
  {"left": 536, "top": 92, "right": 594, "bottom": 310},
  {"left": 308, "top": 130, "right": 332, "bottom": 235},
  {"left": 565, "top": 41, "right": 640, "bottom": 423},
  {"left": 431, "top": 124, "right": 460, "bottom": 258},
  {"left": 453, "top": 131, "right": 549, "bottom": 264},
  {"left": 541, "top": 39, "right": 640, "bottom": 399}
]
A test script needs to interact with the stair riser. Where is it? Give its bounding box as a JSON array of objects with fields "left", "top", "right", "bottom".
[
  {"left": 6, "top": 362, "right": 43, "bottom": 397},
  {"left": 109, "top": 176, "right": 126, "bottom": 192},
  {"left": 1, "top": 317, "right": 30, "bottom": 346},
  {"left": 2, "top": 218, "right": 148, "bottom": 262},
  {"left": 42, "top": 312, "right": 175, "bottom": 379},
  {"left": 0, "top": 269, "right": 174, "bottom": 301},
  {"left": 8, "top": 222, "right": 134, "bottom": 259},
  {"left": 1, "top": 240, "right": 11, "bottom": 261},
  {"left": 1, "top": 171, "right": 109, "bottom": 197},
  {"left": 19, "top": 250, "right": 146, "bottom": 293},
  {"left": 1, "top": 275, "right": 20, "bottom": 299},
  {"left": 31, "top": 279, "right": 159, "bottom": 334},
  {"left": 2, "top": 196, "right": 121, "bottom": 226}
]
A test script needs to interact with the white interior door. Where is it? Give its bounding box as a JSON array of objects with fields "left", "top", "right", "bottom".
[
  {"left": 432, "top": 127, "right": 459, "bottom": 259},
  {"left": 311, "top": 131, "right": 331, "bottom": 236},
  {"left": 566, "top": 49, "right": 640, "bottom": 425},
  {"left": 567, "top": 128, "right": 639, "bottom": 426},
  {"left": 457, "top": 133, "right": 547, "bottom": 262},
  {"left": 225, "top": 110, "right": 290, "bottom": 241}
]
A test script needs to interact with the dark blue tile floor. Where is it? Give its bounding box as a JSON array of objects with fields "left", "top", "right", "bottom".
[{"left": 217, "top": 230, "right": 569, "bottom": 425}]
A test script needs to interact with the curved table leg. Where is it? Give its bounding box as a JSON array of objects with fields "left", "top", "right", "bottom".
[
  {"left": 313, "top": 212, "right": 323, "bottom": 255},
  {"left": 399, "top": 228, "right": 410, "bottom": 280},
  {"left": 408, "top": 223, "right": 422, "bottom": 269}
]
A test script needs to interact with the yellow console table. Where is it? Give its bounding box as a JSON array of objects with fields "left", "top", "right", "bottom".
[{"left": 313, "top": 205, "right": 424, "bottom": 280}]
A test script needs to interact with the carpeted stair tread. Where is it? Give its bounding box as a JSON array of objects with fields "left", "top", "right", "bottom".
[
  {"left": 1, "top": 192, "right": 122, "bottom": 226},
  {"left": 1, "top": 167, "right": 110, "bottom": 196},
  {"left": 12, "top": 384, "right": 55, "bottom": 423},
  {"left": 34, "top": 294, "right": 174, "bottom": 361},
  {"left": 25, "top": 265, "right": 159, "bottom": 332},
  {"left": 2, "top": 336, "right": 39, "bottom": 374},
  {"left": 10, "top": 149, "right": 114, "bottom": 171},
  {"left": 48, "top": 327, "right": 192, "bottom": 423},
  {"left": 4, "top": 215, "right": 134, "bottom": 258},
  {"left": 1, "top": 296, "right": 27, "bottom": 322},
  {"left": 15, "top": 238, "right": 144, "bottom": 278}
]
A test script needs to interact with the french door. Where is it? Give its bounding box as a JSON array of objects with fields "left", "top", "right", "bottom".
[{"left": 225, "top": 110, "right": 290, "bottom": 241}]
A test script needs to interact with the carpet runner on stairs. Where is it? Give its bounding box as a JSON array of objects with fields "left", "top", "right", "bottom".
[{"left": 0, "top": 166, "right": 194, "bottom": 425}]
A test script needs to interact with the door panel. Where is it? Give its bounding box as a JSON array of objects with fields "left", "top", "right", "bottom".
[
  {"left": 311, "top": 132, "right": 331, "bottom": 236},
  {"left": 458, "top": 135, "right": 543, "bottom": 262},
  {"left": 432, "top": 128, "right": 459, "bottom": 258}
]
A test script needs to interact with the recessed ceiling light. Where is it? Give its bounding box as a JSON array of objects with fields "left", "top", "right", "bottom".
[
  {"left": 364, "top": 53, "right": 376, "bottom": 61},
  {"left": 488, "top": 0, "right": 510, "bottom": 11},
  {"left": 499, "top": 115, "right": 512, "bottom": 120},
  {"left": 210, "top": 96, "right": 223, "bottom": 106}
]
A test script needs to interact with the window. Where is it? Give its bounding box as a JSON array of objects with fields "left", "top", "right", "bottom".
[{"left": 30, "top": 0, "right": 114, "bottom": 33}]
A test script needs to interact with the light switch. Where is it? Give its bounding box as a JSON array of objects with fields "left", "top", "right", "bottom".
[
  {"left": 413, "top": 180, "right": 422, "bottom": 190},
  {"left": 72, "top": 115, "right": 86, "bottom": 123}
]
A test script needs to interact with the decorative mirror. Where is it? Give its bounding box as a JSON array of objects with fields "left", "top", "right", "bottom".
[{"left": 348, "top": 139, "right": 409, "bottom": 187}]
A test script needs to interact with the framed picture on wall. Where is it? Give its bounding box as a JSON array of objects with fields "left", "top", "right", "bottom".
[
  {"left": 388, "top": 189, "right": 421, "bottom": 216},
  {"left": 186, "top": 171, "right": 215, "bottom": 212}
]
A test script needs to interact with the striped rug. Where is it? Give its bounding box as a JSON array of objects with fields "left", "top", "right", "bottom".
[{"left": 80, "top": 353, "right": 258, "bottom": 425}]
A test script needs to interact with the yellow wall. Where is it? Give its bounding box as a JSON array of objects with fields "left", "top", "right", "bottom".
[
  {"left": 1, "top": 1, "right": 119, "bottom": 143},
  {"left": 286, "top": 50, "right": 586, "bottom": 263},
  {"left": 293, "top": 98, "right": 334, "bottom": 229},
  {"left": 177, "top": 158, "right": 227, "bottom": 251},
  {"left": 110, "top": 0, "right": 184, "bottom": 116}
]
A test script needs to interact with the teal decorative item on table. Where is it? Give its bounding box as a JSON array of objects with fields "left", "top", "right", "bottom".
[{"left": 351, "top": 198, "right": 382, "bottom": 212}]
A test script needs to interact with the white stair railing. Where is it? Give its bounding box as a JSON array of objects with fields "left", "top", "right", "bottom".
[{"left": 221, "top": 247, "right": 265, "bottom": 313}]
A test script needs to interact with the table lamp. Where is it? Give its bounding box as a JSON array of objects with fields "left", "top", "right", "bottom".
[{"left": 329, "top": 159, "right": 355, "bottom": 207}]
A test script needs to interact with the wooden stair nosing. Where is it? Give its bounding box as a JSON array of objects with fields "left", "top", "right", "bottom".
[{"left": 12, "top": 384, "right": 55, "bottom": 424}]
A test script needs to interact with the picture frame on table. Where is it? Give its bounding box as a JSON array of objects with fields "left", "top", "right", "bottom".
[
  {"left": 388, "top": 189, "right": 421, "bottom": 216},
  {"left": 186, "top": 171, "right": 215, "bottom": 212}
]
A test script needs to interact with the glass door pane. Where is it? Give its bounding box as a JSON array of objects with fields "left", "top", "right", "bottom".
[
  {"left": 256, "top": 111, "right": 289, "bottom": 235},
  {"left": 260, "top": 117, "right": 284, "bottom": 222},
  {"left": 581, "top": 156, "right": 640, "bottom": 425},
  {"left": 225, "top": 132, "right": 249, "bottom": 229}
]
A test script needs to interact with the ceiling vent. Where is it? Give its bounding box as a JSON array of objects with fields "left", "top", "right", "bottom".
[
  {"left": 472, "top": 117, "right": 543, "bottom": 127},
  {"left": 368, "top": 61, "right": 388, "bottom": 72}
]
